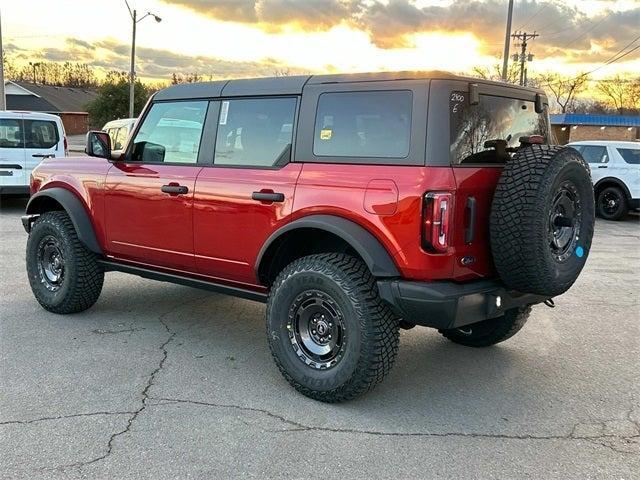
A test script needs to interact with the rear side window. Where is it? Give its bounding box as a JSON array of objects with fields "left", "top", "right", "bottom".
[
  {"left": 450, "top": 93, "right": 547, "bottom": 164},
  {"left": 617, "top": 148, "right": 640, "bottom": 165},
  {"left": 24, "top": 120, "right": 59, "bottom": 149},
  {"left": 0, "top": 119, "right": 23, "bottom": 148},
  {"left": 581, "top": 146, "right": 608, "bottom": 164},
  {"left": 214, "top": 98, "right": 297, "bottom": 167},
  {"left": 130, "top": 101, "right": 207, "bottom": 164},
  {"left": 313, "top": 90, "right": 412, "bottom": 158}
]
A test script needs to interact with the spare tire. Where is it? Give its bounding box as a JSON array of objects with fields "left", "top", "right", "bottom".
[{"left": 490, "top": 145, "right": 594, "bottom": 297}]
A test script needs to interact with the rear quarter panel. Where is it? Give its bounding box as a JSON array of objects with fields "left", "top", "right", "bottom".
[{"left": 293, "top": 164, "right": 457, "bottom": 280}]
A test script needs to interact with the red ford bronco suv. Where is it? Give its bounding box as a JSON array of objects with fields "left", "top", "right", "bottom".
[{"left": 22, "top": 72, "right": 595, "bottom": 402}]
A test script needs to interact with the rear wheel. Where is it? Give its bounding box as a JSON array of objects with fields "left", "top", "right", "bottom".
[
  {"left": 439, "top": 306, "right": 531, "bottom": 347},
  {"left": 266, "top": 253, "right": 400, "bottom": 402},
  {"left": 26, "top": 211, "right": 104, "bottom": 314},
  {"left": 596, "top": 186, "right": 628, "bottom": 221}
]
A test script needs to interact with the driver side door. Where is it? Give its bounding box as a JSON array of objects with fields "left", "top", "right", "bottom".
[{"left": 104, "top": 100, "right": 209, "bottom": 272}]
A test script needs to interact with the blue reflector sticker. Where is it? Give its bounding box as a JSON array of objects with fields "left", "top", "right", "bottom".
[{"left": 575, "top": 246, "right": 584, "bottom": 258}]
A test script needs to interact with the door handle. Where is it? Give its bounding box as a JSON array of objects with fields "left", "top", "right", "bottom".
[
  {"left": 252, "top": 191, "right": 285, "bottom": 203},
  {"left": 597, "top": 165, "right": 608, "bottom": 169},
  {"left": 32, "top": 154, "right": 56, "bottom": 159},
  {"left": 161, "top": 184, "right": 189, "bottom": 195}
]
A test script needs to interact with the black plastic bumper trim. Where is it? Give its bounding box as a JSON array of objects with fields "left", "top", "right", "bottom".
[{"left": 377, "top": 278, "right": 547, "bottom": 329}]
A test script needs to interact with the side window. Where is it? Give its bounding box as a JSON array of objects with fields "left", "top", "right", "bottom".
[
  {"left": 571, "top": 145, "right": 584, "bottom": 154},
  {"left": 130, "top": 101, "right": 207, "bottom": 164},
  {"left": 114, "top": 127, "right": 128, "bottom": 150},
  {"left": 617, "top": 148, "right": 640, "bottom": 165},
  {"left": 581, "top": 146, "right": 608, "bottom": 164},
  {"left": 313, "top": 90, "right": 412, "bottom": 158},
  {"left": 107, "top": 128, "right": 118, "bottom": 149},
  {"left": 24, "top": 120, "right": 59, "bottom": 149},
  {"left": 214, "top": 97, "right": 297, "bottom": 167},
  {"left": 0, "top": 119, "right": 24, "bottom": 148}
]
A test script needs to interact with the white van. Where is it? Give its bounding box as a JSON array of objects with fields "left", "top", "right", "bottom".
[{"left": 0, "top": 111, "right": 67, "bottom": 194}]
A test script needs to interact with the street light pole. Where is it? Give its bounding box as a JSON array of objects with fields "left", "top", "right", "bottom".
[
  {"left": 125, "top": 1, "right": 161, "bottom": 119},
  {"left": 0, "top": 9, "right": 5, "bottom": 110},
  {"left": 501, "top": 0, "right": 514, "bottom": 82},
  {"left": 129, "top": 8, "right": 137, "bottom": 118}
]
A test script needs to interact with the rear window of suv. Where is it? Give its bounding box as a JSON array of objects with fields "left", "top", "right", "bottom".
[
  {"left": 450, "top": 92, "right": 547, "bottom": 164},
  {"left": 313, "top": 90, "right": 412, "bottom": 159},
  {"left": 617, "top": 148, "right": 640, "bottom": 164}
]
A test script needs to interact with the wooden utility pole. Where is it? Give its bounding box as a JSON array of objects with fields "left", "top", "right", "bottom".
[{"left": 511, "top": 31, "right": 539, "bottom": 86}]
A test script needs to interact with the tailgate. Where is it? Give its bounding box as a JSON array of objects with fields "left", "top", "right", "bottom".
[{"left": 451, "top": 166, "right": 502, "bottom": 280}]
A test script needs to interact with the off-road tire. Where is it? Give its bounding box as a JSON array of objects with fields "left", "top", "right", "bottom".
[
  {"left": 439, "top": 306, "right": 532, "bottom": 347},
  {"left": 266, "top": 253, "right": 400, "bottom": 402},
  {"left": 490, "top": 145, "right": 595, "bottom": 297},
  {"left": 26, "top": 211, "right": 104, "bottom": 314},
  {"left": 596, "top": 186, "right": 628, "bottom": 221}
]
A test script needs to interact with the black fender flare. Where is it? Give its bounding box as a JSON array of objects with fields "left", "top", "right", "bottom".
[
  {"left": 594, "top": 177, "right": 632, "bottom": 200},
  {"left": 256, "top": 214, "right": 400, "bottom": 279},
  {"left": 26, "top": 188, "right": 103, "bottom": 255}
]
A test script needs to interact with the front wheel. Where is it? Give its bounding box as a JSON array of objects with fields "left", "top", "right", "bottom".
[
  {"left": 26, "top": 211, "right": 104, "bottom": 314},
  {"left": 597, "top": 186, "right": 628, "bottom": 221},
  {"left": 266, "top": 253, "right": 400, "bottom": 402},
  {"left": 439, "top": 306, "right": 532, "bottom": 348}
]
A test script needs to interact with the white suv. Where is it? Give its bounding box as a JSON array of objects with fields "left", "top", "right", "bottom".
[
  {"left": 0, "top": 111, "right": 67, "bottom": 195},
  {"left": 568, "top": 140, "right": 640, "bottom": 220}
]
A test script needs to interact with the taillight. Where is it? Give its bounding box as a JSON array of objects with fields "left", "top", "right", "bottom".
[
  {"left": 423, "top": 192, "right": 452, "bottom": 252},
  {"left": 64, "top": 136, "right": 69, "bottom": 156}
]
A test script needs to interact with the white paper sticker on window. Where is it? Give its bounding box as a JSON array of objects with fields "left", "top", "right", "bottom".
[{"left": 220, "top": 101, "right": 229, "bottom": 125}]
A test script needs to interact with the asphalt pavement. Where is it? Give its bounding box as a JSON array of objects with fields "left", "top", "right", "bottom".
[{"left": 1, "top": 195, "right": 638, "bottom": 479}]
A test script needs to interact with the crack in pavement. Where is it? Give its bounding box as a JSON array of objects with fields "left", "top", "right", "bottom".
[
  {"left": 51, "top": 295, "right": 203, "bottom": 472},
  {"left": 0, "top": 411, "right": 135, "bottom": 426},
  {"left": 149, "top": 396, "right": 640, "bottom": 455}
]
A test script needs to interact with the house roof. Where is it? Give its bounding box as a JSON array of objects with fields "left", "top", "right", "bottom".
[
  {"left": 550, "top": 114, "right": 640, "bottom": 127},
  {"left": 7, "top": 81, "right": 97, "bottom": 113},
  {"left": 5, "top": 94, "right": 58, "bottom": 112}
]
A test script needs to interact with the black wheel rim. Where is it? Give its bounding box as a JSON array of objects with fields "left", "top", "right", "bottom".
[
  {"left": 287, "top": 290, "right": 346, "bottom": 370},
  {"left": 548, "top": 181, "right": 582, "bottom": 262},
  {"left": 37, "top": 235, "right": 65, "bottom": 291},
  {"left": 600, "top": 190, "right": 621, "bottom": 216}
]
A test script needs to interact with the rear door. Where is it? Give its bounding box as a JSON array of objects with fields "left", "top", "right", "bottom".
[
  {"left": 577, "top": 144, "right": 610, "bottom": 184},
  {"left": 104, "top": 100, "right": 208, "bottom": 271},
  {"left": 0, "top": 117, "right": 26, "bottom": 188},
  {"left": 436, "top": 81, "right": 549, "bottom": 279},
  {"left": 193, "top": 97, "right": 300, "bottom": 285}
]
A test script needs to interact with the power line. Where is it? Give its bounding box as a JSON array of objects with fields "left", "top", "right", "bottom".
[
  {"left": 585, "top": 44, "right": 640, "bottom": 76},
  {"left": 514, "top": 3, "right": 549, "bottom": 32},
  {"left": 559, "top": 10, "right": 614, "bottom": 50}
]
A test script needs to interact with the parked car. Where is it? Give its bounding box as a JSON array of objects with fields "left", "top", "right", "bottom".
[
  {"left": 102, "top": 118, "right": 136, "bottom": 153},
  {"left": 22, "top": 72, "right": 595, "bottom": 402},
  {"left": 568, "top": 140, "right": 640, "bottom": 220},
  {"left": 0, "top": 111, "right": 67, "bottom": 195}
]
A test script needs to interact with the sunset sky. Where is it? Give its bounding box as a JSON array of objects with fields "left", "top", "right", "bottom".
[{"left": 3, "top": 0, "right": 640, "bottom": 82}]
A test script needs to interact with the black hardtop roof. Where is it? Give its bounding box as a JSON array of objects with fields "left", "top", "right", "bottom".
[{"left": 153, "top": 70, "right": 544, "bottom": 101}]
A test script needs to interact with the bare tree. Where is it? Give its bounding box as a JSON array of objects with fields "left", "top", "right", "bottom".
[
  {"left": 472, "top": 62, "right": 520, "bottom": 84},
  {"left": 538, "top": 73, "right": 589, "bottom": 113},
  {"left": 597, "top": 75, "right": 640, "bottom": 114}
]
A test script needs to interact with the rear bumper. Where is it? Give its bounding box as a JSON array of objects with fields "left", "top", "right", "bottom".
[
  {"left": 377, "top": 278, "right": 547, "bottom": 330},
  {"left": 0, "top": 186, "right": 29, "bottom": 195}
]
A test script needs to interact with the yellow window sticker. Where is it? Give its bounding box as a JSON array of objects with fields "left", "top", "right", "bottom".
[{"left": 320, "top": 129, "right": 332, "bottom": 140}]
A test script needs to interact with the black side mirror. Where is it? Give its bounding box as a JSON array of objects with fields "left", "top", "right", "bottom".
[{"left": 85, "top": 131, "right": 111, "bottom": 159}]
